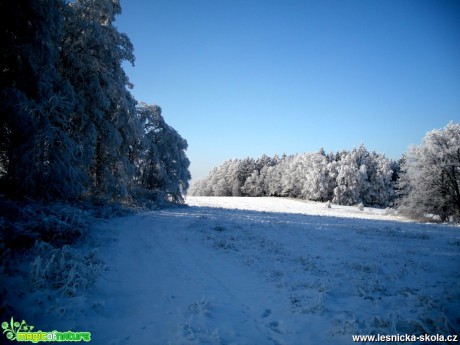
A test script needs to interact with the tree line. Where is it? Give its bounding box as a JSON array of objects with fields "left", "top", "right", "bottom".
[
  {"left": 191, "top": 122, "right": 460, "bottom": 222},
  {"left": 190, "top": 145, "right": 398, "bottom": 207},
  {"left": 0, "top": 0, "right": 191, "bottom": 204}
]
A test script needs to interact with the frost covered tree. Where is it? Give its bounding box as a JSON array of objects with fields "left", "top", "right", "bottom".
[
  {"left": 332, "top": 145, "right": 394, "bottom": 206},
  {"left": 234, "top": 158, "right": 256, "bottom": 196},
  {"left": 242, "top": 155, "right": 279, "bottom": 196},
  {"left": 209, "top": 160, "right": 237, "bottom": 196},
  {"left": 301, "top": 153, "right": 329, "bottom": 201},
  {"left": 0, "top": 0, "right": 191, "bottom": 204},
  {"left": 59, "top": 0, "right": 139, "bottom": 198},
  {"left": 333, "top": 150, "right": 363, "bottom": 205},
  {"left": 364, "top": 152, "right": 394, "bottom": 207},
  {"left": 398, "top": 122, "right": 460, "bottom": 221},
  {"left": 136, "top": 104, "right": 191, "bottom": 203},
  {"left": 265, "top": 163, "right": 284, "bottom": 197},
  {"left": 200, "top": 160, "right": 229, "bottom": 196},
  {"left": 0, "top": 0, "right": 83, "bottom": 200},
  {"left": 192, "top": 157, "right": 266, "bottom": 196},
  {"left": 326, "top": 160, "right": 338, "bottom": 202},
  {"left": 241, "top": 170, "right": 264, "bottom": 196},
  {"left": 280, "top": 154, "right": 302, "bottom": 197}
]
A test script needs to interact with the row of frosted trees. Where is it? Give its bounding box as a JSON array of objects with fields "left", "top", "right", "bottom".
[
  {"left": 191, "top": 145, "right": 398, "bottom": 207},
  {"left": 192, "top": 122, "right": 460, "bottom": 221},
  {"left": 0, "top": 0, "right": 190, "bottom": 203}
]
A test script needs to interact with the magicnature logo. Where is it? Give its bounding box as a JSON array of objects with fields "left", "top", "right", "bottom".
[{"left": 2, "top": 317, "right": 91, "bottom": 343}]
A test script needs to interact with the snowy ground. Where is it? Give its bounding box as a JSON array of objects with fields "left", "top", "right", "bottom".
[
  {"left": 5, "top": 196, "right": 460, "bottom": 344},
  {"left": 186, "top": 196, "right": 406, "bottom": 221}
]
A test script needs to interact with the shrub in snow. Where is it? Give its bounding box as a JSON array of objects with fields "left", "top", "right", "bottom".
[
  {"left": 1, "top": 200, "right": 92, "bottom": 251},
  {"left": 28, "top": 203, "right": 91, "bottom": 246},
  {"left": 83, "top": 198, "right": 134, "bottom": 219},
  {"left": 357, "top": 203, "right": 364, "bottom": 211},
  {"left": 29, "top": 241, "right": 105, "bottom": 297}
]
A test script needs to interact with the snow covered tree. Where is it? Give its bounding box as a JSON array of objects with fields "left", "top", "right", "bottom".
[
  {"left": 136, "top": 104, "right": 191, "bottom": 203},
  {"left": 190, "top": 158, "right": 247, "bottom": 196},
  {"left": 241, "top": 154, "right": 278, "bottom": 196},
  {"left": 363, "top": 152, "right": 394, "bottom": 207},
  {"left": 241, "top": 170, "right": 264, "bottom": 196},
  {"left": 331, "top": 145, "right": 394, "bottom": 206},
  {"left": 0, "top": 0, "right": 83, "bottom": 200},
  {"left": 281, "top": 154, "right": 303, "bottom": 197},
  {"left": 235, "top": 158, "right": 256, "bottom": 196},
  {"left": 301, "top": 153, "right": 329, "bottom": 201},
  {"left": 398, "top": 122, "right": 460, "bottom": 221},
  {"left": 333, "top": 150, "right": 364, "bottom": 205},
  {"left": 326, "top": 160, "right": 338, "bottom": 202},
  {"left": 0, "top": 0, "right": 191, "bottom": 205},
  {"left": 188, "top": 179, "right": 206, "bottom": 196},
  {"left": 266, "top": 163, "right": 284, "bottom": 197},
  {"left": 59, "top": 0, "right": 139, "bottom": 199}
]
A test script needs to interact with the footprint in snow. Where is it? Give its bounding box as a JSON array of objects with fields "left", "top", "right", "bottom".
[
  {"left": 261, "top": 309, "right": 272, "bottom": 318},
  {"left": 266, "top": 322, "right": 286, "bottom": 345},
  {"left": 268, "top": 321, "right": 283, "bottom": 334}
]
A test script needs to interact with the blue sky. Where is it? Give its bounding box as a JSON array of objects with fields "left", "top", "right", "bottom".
[{"left": 115, "top": 0, "right": 460, "bottom": 181}]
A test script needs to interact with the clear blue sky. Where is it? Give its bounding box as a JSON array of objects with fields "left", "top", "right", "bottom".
[{"left": 115, "top": 0, "right": 460, "bottom": 181}]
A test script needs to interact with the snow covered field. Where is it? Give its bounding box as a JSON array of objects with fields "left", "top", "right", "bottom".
[
  {"left": 186, "top": 196, "right": 404, "bottom": 221},
  {"left": 6, "top": 196, "right": 460, "bottom": 344}
]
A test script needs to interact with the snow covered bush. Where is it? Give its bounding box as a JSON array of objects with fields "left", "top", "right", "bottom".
[
  {"left": 0, "top": 200, "right": 92, "bottom": 251},
  {"left": 29, "top": 241, "right": 105, "bottom": 296},
  {"left": 0, "top": 204, "right": 103, "bottom": 321},
  {"left": 24, "top": 203, "right": 91, "bottom": 246}
]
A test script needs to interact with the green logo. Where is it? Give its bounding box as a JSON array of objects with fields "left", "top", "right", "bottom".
[{"left": 2, "top": 317, "right": 91, "bottom": 343}]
